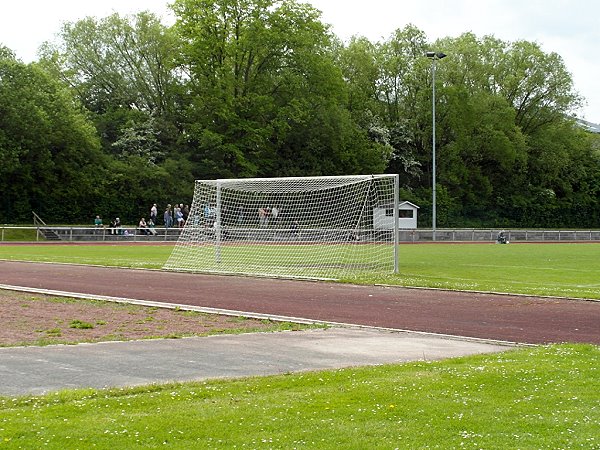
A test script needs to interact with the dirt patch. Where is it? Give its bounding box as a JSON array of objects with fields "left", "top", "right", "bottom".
[{"left": 0, "top": 290, "right": 302, "bottom": 347}]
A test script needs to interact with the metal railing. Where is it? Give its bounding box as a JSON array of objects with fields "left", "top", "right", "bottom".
[
  {"left": 1, "top": 226, "right": 599, "bottom": 243},
  {"left": 399, "top": 229, "right": 600, "bottom": 242},
  {"left": 0, "top": 226, "right": 183, "bottom": 242}
]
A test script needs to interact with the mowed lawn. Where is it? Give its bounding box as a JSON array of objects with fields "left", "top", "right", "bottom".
[{"left": 0, "top": 242, "right": 599, "bottom": 299}]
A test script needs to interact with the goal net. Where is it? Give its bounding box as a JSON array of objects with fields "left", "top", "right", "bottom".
[{"left": 163, "top": 174, "right": 399, "bottom": 279}]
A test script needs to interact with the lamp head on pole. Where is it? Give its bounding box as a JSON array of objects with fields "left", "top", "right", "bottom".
[{"left": 426, "top": 51, "right": 446, "bottom": 60}]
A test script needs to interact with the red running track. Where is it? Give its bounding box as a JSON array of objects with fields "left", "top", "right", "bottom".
[{"left": 1, "top": 260, "right": 598, "bottom": 344}]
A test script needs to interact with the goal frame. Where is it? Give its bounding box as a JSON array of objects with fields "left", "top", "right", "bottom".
[{"left": 165, "top": 174, "right": 400, "bottom": 279}]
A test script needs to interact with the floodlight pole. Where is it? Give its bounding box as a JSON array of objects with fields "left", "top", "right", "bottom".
[{"left": 426, "top": 51, "right": 446, "bottom": 241}]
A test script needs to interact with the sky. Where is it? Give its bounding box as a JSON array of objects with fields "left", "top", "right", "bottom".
[{"left": 1, "top": 0, "right": 598, "bottom": 123}]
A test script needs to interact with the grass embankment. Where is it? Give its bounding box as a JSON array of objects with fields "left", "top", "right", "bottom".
[
  {"left": 1, "top": 344, "right": 598, "bottom": 448},
  {"left": 0, "top": 243, "right": 598, "bottom": 299}
]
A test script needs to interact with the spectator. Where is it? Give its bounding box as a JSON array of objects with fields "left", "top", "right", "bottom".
[
  {"left": 113, "top": 217, "right": 122, "bottom": 235},
  {"left": 204, "top": 203, "right": 211, "bottom": 226},
  {"left": 173, "top": 204, "right": 181, "bottom": 225},
  {"left": 94, "top": 215, "right": 103, "bottom": 227},
  {"left": 176, "top": 208, "right": 185, "bottom": 227},
  {"left": 164, "top": 205, "right": 173, "bottom": 228},
  {"left": 258, "top": 207, "right": 267, "bottom": 227},
  {"left": 271, "top": 205, "right": 279, "bottom": 225},
  {"left": 147, "top": 218, "right": 157, "bottom": 235},
  {"left": 150, "top": 203, "right": 158, "bottom": 224},
  {"left": 139, "top": 217, "right": 149, "bottom": 235}
]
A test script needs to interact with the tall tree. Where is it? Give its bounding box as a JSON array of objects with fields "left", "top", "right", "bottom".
[
  {"left": 173, "top": 0, "right": 390, "bottom": 178},
  {"left": 40, "top": 12, "right": 180, "bottom": 117},
  {"left": 0, "top": 47, "right": 106, "bottom": 222},
  {"left": 37, "top": 12, "right": 195, "bottom": 223},
  {"left": 429, "top": 33, "right": 591, "bottom": 226}
]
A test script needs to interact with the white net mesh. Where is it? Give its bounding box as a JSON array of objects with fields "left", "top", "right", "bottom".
[{"left": 163, "top": 174, "right": 399, "bottom": 279}]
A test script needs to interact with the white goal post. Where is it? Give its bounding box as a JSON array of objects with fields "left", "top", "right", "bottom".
[{"left": 163, "top": 174, "right": 399, "bottom": 280}]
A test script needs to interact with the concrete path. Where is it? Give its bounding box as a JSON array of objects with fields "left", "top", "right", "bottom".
[{"left": 0, "top": 328, "right": 511, "bottom": 397}]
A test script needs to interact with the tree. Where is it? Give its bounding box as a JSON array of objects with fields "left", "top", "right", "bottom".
[
  {"left": 336, "top": 28, "right": 594, "bottom": 227},
  {"left": 0, "top": 47, "right": 106, "bottom": 222},
  {"left": 40, "top": 12, "right": 180, "bottom": 117},
  {"left": 173, "top": 0, "right": 390, "bottom": 178}
]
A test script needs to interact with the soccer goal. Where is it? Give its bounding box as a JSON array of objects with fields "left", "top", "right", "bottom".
[{"left": 163, "top": 174, "right": 399, "bottom": 279}]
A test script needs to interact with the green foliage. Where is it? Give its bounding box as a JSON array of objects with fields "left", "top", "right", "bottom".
[
  {"left": 0, "top": 48, "right": 106, "bottom": 223},
  {"left": 39, "top": 12, "right": 179, "bottom": 116},
  {"left": 173, "top": 0, "right": 389, "bottom": 177},
  {"left": 354, "top": 29, "right": 597, "bottom": 227},
  {"left": 2, "top": 3, "right": 599, "bottom": 227}
]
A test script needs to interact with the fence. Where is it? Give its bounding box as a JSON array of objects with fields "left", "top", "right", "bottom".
[
  {"left": 0, "top": 226, "right": 183, "bottom": 242},
  {"left": 1, "top": 226, "right": 600, "bottom": 243},
  {"left": 399, "top": 229, "right": 600, "bottom": 242}
]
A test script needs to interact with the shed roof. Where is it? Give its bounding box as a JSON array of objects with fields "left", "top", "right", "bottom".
[{"left": 376, "top": 201, "right": 420, "bottom": 209}]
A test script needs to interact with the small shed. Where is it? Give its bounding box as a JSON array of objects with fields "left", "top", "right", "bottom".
[{"left": 373, "top": 201, "right": 420, "bottom": 229}]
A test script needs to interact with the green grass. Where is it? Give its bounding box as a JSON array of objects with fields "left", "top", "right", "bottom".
[
  {"left": 0, "top": 227, "right": 39, "bottom": 241},
  {"left": 0, "top": 344, "right": 598, "bottom": 448},
  {"left": 0, "top": 244, "right": 171, "bottom": 268},
  {"left": 364, "top": 242, "right": 600, "bottom": 299},
  {"left": 0, "top": 242, "right": 599, "bottom": 298}
]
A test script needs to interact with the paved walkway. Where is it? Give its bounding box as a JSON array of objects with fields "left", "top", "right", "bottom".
[{"left": 0, "top": 328, "right": 510, "bottom": 397}]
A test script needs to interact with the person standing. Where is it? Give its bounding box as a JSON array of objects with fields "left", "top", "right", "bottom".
[
  {"left": 271, "top": 205, "right": 279, "bottom": 225},
  {"left": 164, "top": 205, "right": 173, "bottom": 229},
  {"left": 258, "top": 207, "right": 267, "bottom": 227},
  {"left": 150, "top": 204, "right": 158, "bottom": 224},
  {"left": 114, "top": 217, "right": 121, "bottom": 235}
]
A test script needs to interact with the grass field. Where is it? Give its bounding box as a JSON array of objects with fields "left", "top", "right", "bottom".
[
  {"left": 1, "top": 242, "right": 598, "bottom": 447},
  {"left": 0, "top": 242, "right": 598, "bottom": 299}
]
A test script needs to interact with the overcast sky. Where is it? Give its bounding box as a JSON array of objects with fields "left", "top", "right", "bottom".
[{"left": 1, "top": 0, "right": 598, "bottom": 123}]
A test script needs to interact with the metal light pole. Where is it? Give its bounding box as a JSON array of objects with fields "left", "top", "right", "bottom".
[{"left": 425, "top": 51, "right": 446, "bottom": 241}]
